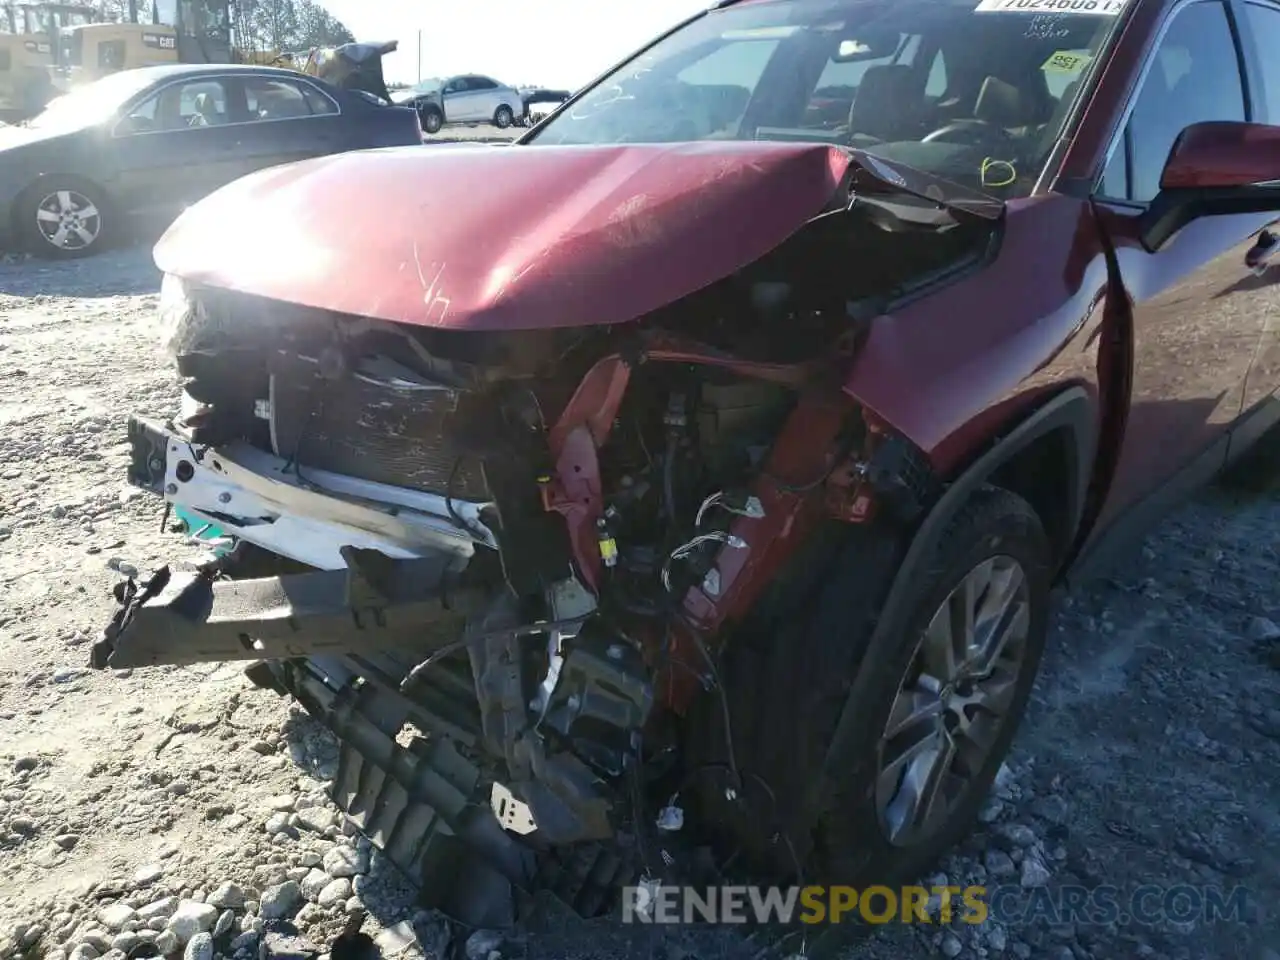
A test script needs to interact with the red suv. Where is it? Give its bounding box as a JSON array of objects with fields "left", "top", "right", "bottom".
[{"left": 97, "top": 0, "right": 1280, "bottom": 932}]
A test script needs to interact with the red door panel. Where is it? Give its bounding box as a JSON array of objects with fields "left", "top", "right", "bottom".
[{"left": 1092, "top": 209, "right": 1275, "bottom": 524}]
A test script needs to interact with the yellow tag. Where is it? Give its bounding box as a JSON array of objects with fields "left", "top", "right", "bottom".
[
  {"left": 1042, "top": 51, "right": 1093, "bottom": 74},
  {"left": 599, "top": 538, "right": 618, "bottom": 564}
]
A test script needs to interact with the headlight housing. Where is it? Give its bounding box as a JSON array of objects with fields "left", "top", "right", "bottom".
[{"left": 157, "top": 272, "right": 193, "bottom": 359}]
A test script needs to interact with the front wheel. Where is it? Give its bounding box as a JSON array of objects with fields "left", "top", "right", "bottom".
[
  {"left": 19, "top": 179, "right": 113, "bottom": 260},
  {"left": 493, "top": 104, "right": 514, "bottom": 129},
  {"left": 688, "top": 486, "right": 1052, "bottom": 889},
  {"left": 420, "top": 106, "right": 444, "bottom": 135}
]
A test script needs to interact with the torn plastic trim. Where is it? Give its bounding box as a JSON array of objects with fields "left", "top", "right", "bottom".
[{"left": 128, "top": 416, "right": 496, "bottom": 570}]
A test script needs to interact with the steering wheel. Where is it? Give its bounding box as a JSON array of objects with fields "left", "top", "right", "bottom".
[
  {"left": 921, "top": 119, "right": 1016, "bottom": 147},
  {"left": 186, "top": 113, "right": 207, "bottom": 128}
]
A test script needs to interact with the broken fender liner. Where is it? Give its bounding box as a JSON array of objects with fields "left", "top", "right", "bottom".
[{"left": 91, "top": 547, "right": 481, "bottom": 670}]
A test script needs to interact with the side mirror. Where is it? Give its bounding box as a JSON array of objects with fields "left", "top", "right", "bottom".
[{"left": 1141, "top": 120, "right": 1280, "bottom": 252}]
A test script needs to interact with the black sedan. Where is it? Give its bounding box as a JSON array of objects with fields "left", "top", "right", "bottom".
[{"left": 0, "top": 64, "right": 424, "bottom": 259}]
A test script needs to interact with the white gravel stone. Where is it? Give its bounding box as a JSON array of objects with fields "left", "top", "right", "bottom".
[
  {"left": 322, "top": 845, "right": 367, "bottom": 878},
  {"left": 299, "top": 870, "right": 329, "bottom": 901},
  {"left": 137, "top": 898, "right": 178, "bottom": 921},
  {"left": 264, "top": 813, "right": 290, "bottom": 836},
  {"left": 133, "top": 865, "right": 165, "bottom": 888},
  {"left": 109, "top": 933, "right": 141, "bottom": 954},
  {"left": 213, "top": 911, "right": 234, "bottom": 939},
  {"left": 1020, "top": 849, "right": 1052, "bottom": 889},
  {"left": 258, "top": 881, "right": 302, "bottom": 920},
  {"left": 316, "top": 879, "right": 350, "bottom": 909},
  {"left": 154, "top": 931, "right": 179, "bottom": 955},
  {"left": 207, "top": 883, "right": 244, "bottom": 910},
  {"left": 96, "top": 905, "right": 137, "bottom": 932},
  {"left": 183, "top": 932, "right": 213, "bottom": 960},
  {"left": 1000, "top": 823, "right": 1038, "bottom": 848},
  {"left": 294, "top": 808, "right": 335, "bottom": 834},
  {"left": 164, "top": 902, "right": 217, "bottom": 945}
]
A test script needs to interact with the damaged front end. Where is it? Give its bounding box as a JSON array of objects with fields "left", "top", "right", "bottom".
[{"left": 93, "top": 144, "right": 995, "bottom": 927}]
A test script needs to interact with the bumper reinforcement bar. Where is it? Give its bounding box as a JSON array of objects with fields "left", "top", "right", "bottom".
[{"left": 91, "top": 545, "right": 480, "bottom": 670}]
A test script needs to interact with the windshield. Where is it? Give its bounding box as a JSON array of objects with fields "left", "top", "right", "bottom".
[
  {"left": 526, "top": 0, "right": 1122, "bottom": 198},
  {"left": 19, "top": 5, "right": 93, "bottom": 34},
  {"left": 26, "top": 69, "right": 158, "bottom": 129},
  {"left": 179, "top": 0, "right": 229, "bottom": 40}
]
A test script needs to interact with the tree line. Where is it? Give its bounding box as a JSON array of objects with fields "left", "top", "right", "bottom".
[{"left": 84, "top": 0, "right": 355, "bottom": 54}]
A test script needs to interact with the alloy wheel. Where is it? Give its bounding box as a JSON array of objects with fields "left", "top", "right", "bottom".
[
  {"left": 35, "top": 189, "right": 102, "bottom": 252},
  {"left": 875, "top": 555, "right": 1031, "bottom": 847}
]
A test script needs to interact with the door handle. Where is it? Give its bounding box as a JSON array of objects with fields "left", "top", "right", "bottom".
[{"left": 1245, "top": 230, "right": 1279, "bottom": 275}]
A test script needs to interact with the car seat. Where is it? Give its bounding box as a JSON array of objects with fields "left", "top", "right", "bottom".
[
  {"left": 192, "top": 91, "right": 221, "bottom": 125},
  {"left": 973, "top": 74, "right": 1052, "bottom": 134},
  {"left": 846, "top": 64, "right": 927, "bottom": 143}
]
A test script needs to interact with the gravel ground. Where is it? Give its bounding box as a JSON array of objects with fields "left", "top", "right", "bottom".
[
  {"left": 422, "top": 124, "right": 521, "bottom": 144},
  {"left": 1, "top": 245, "right": 1279, "bottom": 960}
]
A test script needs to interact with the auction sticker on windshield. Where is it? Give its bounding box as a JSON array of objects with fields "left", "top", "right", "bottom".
[
  {"left": 974, "top": 0, "right": 1126, "bottom": 14},
  {"left": 1042, "top": 49, "right": 1094, "bottom": 72}
]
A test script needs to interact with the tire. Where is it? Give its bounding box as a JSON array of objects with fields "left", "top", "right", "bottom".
[
  {"left": 493, "top": 104, "right": 514, "bottom": 129},
  {"left": 421, "top": 106, "right": 444, "bottom": 135},
  {"left": 687, "top": 486, "right": 1052, "bottom": 891},
  {"left": 18, "top": 178, "right": 113, "bottom": 260}
]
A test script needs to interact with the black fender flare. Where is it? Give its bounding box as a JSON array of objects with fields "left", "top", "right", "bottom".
[{"left": 818, "top": 384, "right": 1097, "bottom": 786}]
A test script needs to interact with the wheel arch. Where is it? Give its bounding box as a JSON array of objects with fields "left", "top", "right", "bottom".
[
  {"left": 927, "top": 385, "right": 1098, "bottom": 575},
  {"left": 816, "top": 384, "right": 1096, "bottom": 795}
]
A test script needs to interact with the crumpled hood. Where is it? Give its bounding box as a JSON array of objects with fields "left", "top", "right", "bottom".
[{"left": 154, "top": 141, "right": 854, "bottom": 331}]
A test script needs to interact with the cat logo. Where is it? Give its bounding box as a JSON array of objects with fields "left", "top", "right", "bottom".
[{"left": 142, "top": 33, "right": 177, "bottom": 50}]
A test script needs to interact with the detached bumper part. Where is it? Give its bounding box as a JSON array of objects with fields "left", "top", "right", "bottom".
[
  {"left": 123, "top": 415, "right": 493, "bottom": 572},
  {"left": 91, "top": 546, "right": 475, "bottom": 669}
]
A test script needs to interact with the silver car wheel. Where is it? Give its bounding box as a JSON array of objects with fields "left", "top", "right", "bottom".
[
  {"left": 875, "top": 554, "right": 1031, "bottom": 847},
  {"left": 35, "top": 189, "right": 102, "bottom": 251}
]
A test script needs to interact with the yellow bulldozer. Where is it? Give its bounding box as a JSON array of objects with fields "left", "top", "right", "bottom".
[
  {"left": 49, "top": 0, "right": 397, "bottom": 103},
  {"left": 52, "top": 0, "right": 234, "bottom": 90},
  {"left": 0, "top": 2, "right": 94, "bottom": 121}
]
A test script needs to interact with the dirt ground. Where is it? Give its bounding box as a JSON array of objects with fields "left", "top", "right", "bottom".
[{"left": 1, "top": 245, "right": 1278, "bottom": 960}]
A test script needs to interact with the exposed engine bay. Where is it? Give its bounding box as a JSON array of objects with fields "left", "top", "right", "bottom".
[{"left": 93, "top": 189, "right": 988, "bottom": 926}]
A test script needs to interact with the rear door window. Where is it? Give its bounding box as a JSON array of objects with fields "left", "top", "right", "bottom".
[
  {"left": 245, "top": 78, "right": 313, "bottom": 120},
  {"left": 300, "top": 83, "right": 338, "bottom": 116}
]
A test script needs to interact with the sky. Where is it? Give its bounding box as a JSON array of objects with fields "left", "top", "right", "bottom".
[{"left": 318, "top": 0, "right": 709, "bottom": 90}]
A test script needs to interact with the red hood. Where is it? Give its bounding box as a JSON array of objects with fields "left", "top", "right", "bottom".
[{"left": 154, "top": 141, "right": 852, "bottom": 331}]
